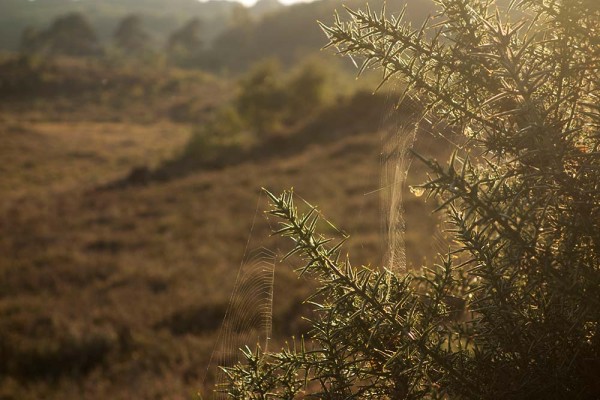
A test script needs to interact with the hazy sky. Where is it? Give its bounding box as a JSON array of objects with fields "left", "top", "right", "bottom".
[
  {"left": 203, "top": 0, "right": 317, "bottom": 8},
  {"left": 257, "top": 0, "right": 316, "bottom": 5},
  {"left": 268, "top": 0, "right": 316, "bottom": 5}
]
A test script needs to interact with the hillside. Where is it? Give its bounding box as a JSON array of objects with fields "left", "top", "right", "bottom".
[{"left": 0, "top": 57, "right": 447, "bottom": 399}]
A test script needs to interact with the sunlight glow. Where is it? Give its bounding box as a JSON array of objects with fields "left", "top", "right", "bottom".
[{"left": 199, "top": 0, "right": 317, "bottom": 8}]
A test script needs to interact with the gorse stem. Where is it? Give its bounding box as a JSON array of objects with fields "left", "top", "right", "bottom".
[{"left": 265, "top": 189, "right": 482, "bottom": 397}]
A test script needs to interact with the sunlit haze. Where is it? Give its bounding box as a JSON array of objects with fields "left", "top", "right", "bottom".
[{"left": 200, "top": 0, "right": 317, "bottom": 7}]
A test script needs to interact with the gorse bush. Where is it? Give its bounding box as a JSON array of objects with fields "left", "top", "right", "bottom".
[{"left": 220, "top": 0, "right": 599, "bottom": 398}]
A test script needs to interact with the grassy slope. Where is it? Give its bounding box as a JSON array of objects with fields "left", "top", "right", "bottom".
[{"left": 0, "top": 64, "right": 447, "bottom": 399}]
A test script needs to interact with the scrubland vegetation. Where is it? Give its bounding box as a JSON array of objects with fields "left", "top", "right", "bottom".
[
  {"left": 222, "top": 0, "right": 600, "bottom": 398},
  {"left": 0, "top": 1, "right": 444, "bottom": 399},
  {"left": 0, "top": 61, "right": 441, "bottom": 398},
  {"left": 2, "top": 0, "right": 597, "bottom": 398}
]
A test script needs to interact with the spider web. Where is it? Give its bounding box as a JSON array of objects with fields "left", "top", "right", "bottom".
[
  {"left": 202, "top": 90, "right": 424, "bottom": 398},
  {"left": 368, "top": 78, "right": 425, "bottom": 277},
  {"left": 202, "top": 193, "right": 276, "bottom": 399},
  {"left": 380, "top": 114, "right": 418, "bottom": 275}
]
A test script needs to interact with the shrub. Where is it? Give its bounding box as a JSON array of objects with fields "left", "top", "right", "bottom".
[
  {"left": 0, "top": 309, "right": 117, "bottom": 380},
  {"left": 235, "top": 59, "right": 330, "bottom": 136},
  {"left": 236, "top": 59, "right": 288, "bottom": 136},
  {"left": 285, "top": 60, "right": 329, "bottom": 122},
  {"left": 221, "top": 0, "right": 599, "bottom": 398},
  {"left": 181, "top": 106, "right": 249, "bottom": 165}
]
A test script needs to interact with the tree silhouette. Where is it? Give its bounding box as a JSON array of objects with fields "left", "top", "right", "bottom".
[
  {"left": 21, "top": 13, "right": 101, "bottom": 57},
  {"left": 166, "top": 17, "right": 203, "bottom": 61},
  {"left": 113, "top": 14, "right": 151, "bottom": 54}
]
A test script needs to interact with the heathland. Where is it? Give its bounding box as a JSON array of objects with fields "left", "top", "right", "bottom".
[{"left": 0, "top": 0, "right": 446, "bottom": 398}]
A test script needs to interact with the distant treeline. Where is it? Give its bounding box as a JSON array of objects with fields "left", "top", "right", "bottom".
[
  {"left": 9, "top": 0, "right": 436, "bottom": 72},
  {"left": 0, "top": 0, "right": 274, "bottom": 52}
]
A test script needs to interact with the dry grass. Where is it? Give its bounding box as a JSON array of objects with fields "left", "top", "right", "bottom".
[
  {"left": 0, "top": 61, "right": 448, "bottom": 399},
  {"left": 0, "top": 118, "right": 191, "bottom": 201}
]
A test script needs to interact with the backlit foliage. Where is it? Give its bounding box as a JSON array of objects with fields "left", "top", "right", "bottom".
[{"left": 221, "top": 0, "right": 599, "bottom": 398}]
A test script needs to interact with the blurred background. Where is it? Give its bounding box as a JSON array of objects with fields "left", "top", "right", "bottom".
[{"left": 0, "top": 0, "right": 448, "bottom": 398}]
